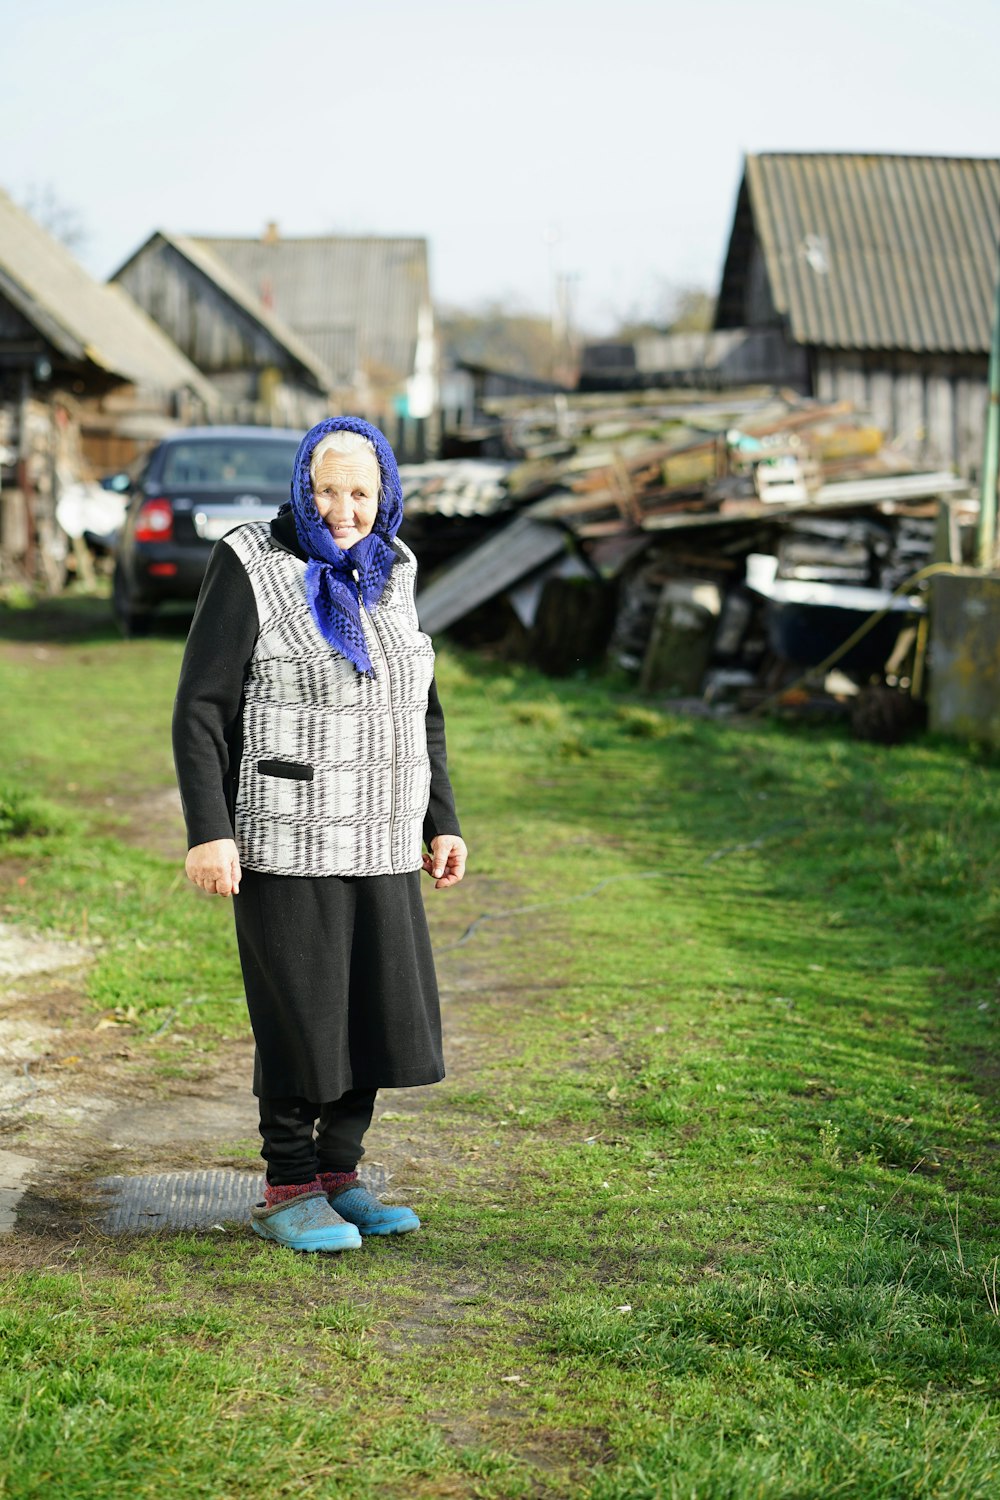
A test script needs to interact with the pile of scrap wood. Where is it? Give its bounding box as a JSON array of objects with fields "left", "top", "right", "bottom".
[
  {"left": 413, "top": 390, "right": 978, "bottom": 703},
  {"left": 523, "top": 395, "right": 920, "bottom": 535}
]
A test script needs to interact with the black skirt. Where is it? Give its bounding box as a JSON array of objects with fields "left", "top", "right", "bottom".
[{"left": 232, "top": 868, "right": 445, "bottom": 1102}]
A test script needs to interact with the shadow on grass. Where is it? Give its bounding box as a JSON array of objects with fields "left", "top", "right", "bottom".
[{"left": 0, "top": 595, "right": 194, "bottom": 645}]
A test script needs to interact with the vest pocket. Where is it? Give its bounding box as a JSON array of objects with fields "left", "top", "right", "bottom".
[{"left": 257, "top": 759, "right": 314, "bottom": 781}]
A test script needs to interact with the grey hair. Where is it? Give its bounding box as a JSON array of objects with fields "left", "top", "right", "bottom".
[{"left": 310, "top": 430, "right": 381, "bottom": 496}]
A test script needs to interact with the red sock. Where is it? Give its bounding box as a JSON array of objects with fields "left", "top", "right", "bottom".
[
  {"left": 318, "top": 1169, "right": 359, "bottom": 1196},
  {"left": 264, "top": 1177, "right": 324, "bottom": 1207}
]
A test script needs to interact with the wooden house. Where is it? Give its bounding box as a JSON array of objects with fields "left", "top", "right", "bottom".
[
  {"left": 714, "top": 153, "right": 1000, "bottom": 476},
  {"left": 0, "top": 188, "right": 216, "bottom": 585},
  {"left": 112, "top": 227, "right": 437, "bottom": 453}
]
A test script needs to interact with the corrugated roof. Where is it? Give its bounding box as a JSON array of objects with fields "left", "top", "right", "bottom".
[
  {"left": 193, "top": 234, "right": 430, "bottom": 385},
  {"left": 0, "top": 189, "right": 217, "bottom": 403},
  {"left": 716, "top": 153, "right": 1000, "bottom": 353},
  {"left": 399, "top": 460, "right": 512, "bottom": 517}
]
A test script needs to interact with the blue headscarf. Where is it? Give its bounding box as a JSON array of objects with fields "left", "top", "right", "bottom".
[{"left": 289, "top": 416, "right": 404, "bottom": 676}]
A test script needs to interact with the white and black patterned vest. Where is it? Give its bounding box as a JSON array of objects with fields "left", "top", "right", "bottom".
[{"left": 223, "top": 523, "right": 436, "bottom": 878}]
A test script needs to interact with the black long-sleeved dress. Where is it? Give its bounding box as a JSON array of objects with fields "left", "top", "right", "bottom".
[{"left": 172, "top": 508, "right": 461, "bottom": 1103}]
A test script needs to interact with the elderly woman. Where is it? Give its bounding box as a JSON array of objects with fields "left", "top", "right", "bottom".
[{"left": 172, "top": 416, "right": 466, "bottom": 1253}]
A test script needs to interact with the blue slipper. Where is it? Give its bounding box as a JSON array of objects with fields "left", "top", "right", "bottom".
[
  {"left": 329, "top": 1184, "right": 420, "bottom": 1236},
  {"left": 250, "top": 1190, "right": 363, "bottom": 1252}
]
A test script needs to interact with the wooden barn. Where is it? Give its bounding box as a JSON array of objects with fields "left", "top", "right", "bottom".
[
  {"left": 714, "top": 153, "right": 1000, "bottom": 477},
  {"left": 110, "top": 231, "right": 334, "bottom": 428}
]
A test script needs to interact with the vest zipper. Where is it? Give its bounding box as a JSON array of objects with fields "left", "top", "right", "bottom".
[{"left": 354, "top": 569, "right": 397, "bottom": 871}]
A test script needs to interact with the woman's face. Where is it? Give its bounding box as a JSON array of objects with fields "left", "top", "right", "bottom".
[{"left": 311, "top": 447, "right": 381, "bottom": 549}]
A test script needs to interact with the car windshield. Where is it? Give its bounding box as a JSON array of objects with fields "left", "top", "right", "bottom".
[{"left": 160, "top": 438, "right": 300, "bottom": 490}]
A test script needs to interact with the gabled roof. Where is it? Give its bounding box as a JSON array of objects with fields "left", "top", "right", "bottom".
[
  {"left": 193, "top": 234, "right": 430, "bottom": 385},
  {"left": 715, "top": 153, "right": 1000, "bottom": 354},
  {"left": 110, "top": 231, "right": 335, "bottom": 392},
  {"left": 0, "top": 188, "right": 217, "bottom": 402}
]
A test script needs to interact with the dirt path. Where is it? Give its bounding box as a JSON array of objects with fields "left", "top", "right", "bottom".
[{"left": 0, "top": 796, "right": 499, "bottom": 1242}]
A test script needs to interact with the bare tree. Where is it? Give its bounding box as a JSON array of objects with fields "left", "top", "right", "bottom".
[
  {"left": 20, "top": 183, "right": 88, "bottom": 253},
  {"left": 668, "top": 287, "right": 716, "bottom": 333},
  {"left": 438, "top": 299, "right": 567, "bottom": 381},
  {"left": 612, "top": 280, "right": 716, "bottom": 340}
]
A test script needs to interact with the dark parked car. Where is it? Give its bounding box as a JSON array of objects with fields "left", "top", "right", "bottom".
[{"left": 112, "top": 425, "right": 303, "bottom": 635}]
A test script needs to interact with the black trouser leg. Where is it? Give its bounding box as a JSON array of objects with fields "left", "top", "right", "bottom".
[
  {"left": 258, "top": 1097, "right": 320, "bottom": 1186},
  {"left": 316, "top": 1087, "right": 378, "bottom": 1173}
]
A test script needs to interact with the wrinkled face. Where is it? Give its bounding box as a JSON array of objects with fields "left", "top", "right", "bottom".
[{"left": 311, "top": 447, "right": 381, "bottom": 549}]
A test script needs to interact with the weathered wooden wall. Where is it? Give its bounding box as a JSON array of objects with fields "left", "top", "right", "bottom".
[
  {"left": 0, "top": 391, "right": 74, "bottom": 590},
  {"left": 814, "top": 352, "right": 988, "bottom": 477},
  {"left": 118, "top": 241, "right": 279, "bottom": 375}
]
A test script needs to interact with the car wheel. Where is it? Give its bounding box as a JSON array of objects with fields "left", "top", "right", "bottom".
[{"left": 112, "top": 563, "right": 153, "bottom": 638}]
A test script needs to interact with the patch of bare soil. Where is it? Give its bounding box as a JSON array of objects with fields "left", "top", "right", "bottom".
[
  {"left": 54, "top": 782, "right": 190, "bottom": 862},
  {"left": 427, "top": 1410, "right": 611, "bottom": 1482},
  {"left": 0, "top": 877, "right": 522, "bottom": 1233},
  {"left": 0, "top": 853, "right": 621, "bottom": 1248},
  {"left": 109, "top": 785, "right": 189, "bottom": 861}
]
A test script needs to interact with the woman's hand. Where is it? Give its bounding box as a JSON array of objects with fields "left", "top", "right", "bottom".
[
  {"left": 185, "top": 838, "right": 242, "bottom": 897},
  {"left": 422, "top": 835, "right": 467, "bottom": 890}
]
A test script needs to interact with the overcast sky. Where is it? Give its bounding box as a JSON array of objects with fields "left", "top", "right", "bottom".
[{"left": 4, "top": 0, "right": 999, "bottom": 333}]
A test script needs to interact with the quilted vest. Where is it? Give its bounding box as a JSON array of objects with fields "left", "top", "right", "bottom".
[{"left": 222, "top": 523, "right": 436, "bottom": 878}]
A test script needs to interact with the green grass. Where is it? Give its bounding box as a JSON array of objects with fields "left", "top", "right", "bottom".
[{"left": 0, "top": 596, "right": 999, "bottom": 1497}]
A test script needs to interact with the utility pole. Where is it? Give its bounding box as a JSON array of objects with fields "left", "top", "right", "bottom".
[
  {"left": 544, "top": 224, "right": 560, "bottom": 387},
  {"left": 977, "top": 227, "right": 1000, "bottom": 568},
  {"left": 554, "top": 270, "right": 581, "bottom": 388}
]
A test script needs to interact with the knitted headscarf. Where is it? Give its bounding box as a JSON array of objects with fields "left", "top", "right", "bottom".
[{"left": 289, "top": 416, "right": 404, "bottom": 676}]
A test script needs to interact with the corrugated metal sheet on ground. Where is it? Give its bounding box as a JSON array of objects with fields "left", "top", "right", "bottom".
[
  {"left": 399, "top": 460, "right": 512, "bottom": 517},
  {"left": 718, "top": 153, "right": 1000, "bottom": 354},
  {"left": 93, "top": 1171, "right": 262, "bottom": 1233},
  {"left": 416, "top": 513, "right": 568, "bottom": 635}
]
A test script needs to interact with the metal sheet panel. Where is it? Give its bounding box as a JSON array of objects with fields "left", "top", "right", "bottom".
[
  {"left": 929, "top": 573, "right": 1000, "bottom": 745},
  {"left": 416, "top": 515, "right": 568, "bottom": 634},
  {"left": 399, "top": 460, "right": 512, "bottom": 517},
  {"left": 93, "top": 1171, "right": 263, "bottom": 1233}
]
